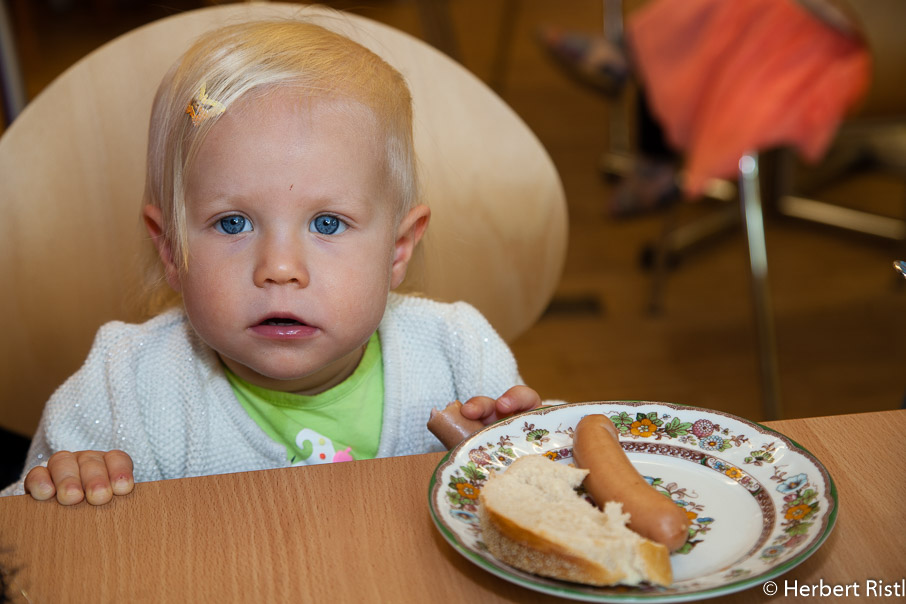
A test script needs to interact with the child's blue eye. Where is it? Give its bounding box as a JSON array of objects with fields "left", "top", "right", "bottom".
[
  {"left": 310, "top": 215, "right": 347, "bottom": 235},
  {"left": 216, "top": 215, "right": 252, "bottom": 235}
]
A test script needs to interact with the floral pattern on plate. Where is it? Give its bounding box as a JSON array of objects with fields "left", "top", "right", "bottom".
[{"left": 428, "top": 401, "right": 837, "bottom": 603}]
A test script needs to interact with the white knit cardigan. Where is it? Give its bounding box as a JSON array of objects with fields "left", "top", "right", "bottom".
[{"left": 2, "top": 293, "right": 524, "bottom": 496}]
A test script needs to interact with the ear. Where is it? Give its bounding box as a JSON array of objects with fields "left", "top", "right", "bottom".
[
  {"left": 143, "top": 204, "right": 182, "bottom": 292},
  {"left": 390, "top": 204, "right": 430, "bottom": 289}
]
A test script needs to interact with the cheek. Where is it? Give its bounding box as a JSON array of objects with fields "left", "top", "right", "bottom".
[
  {"left": 319, "top": 243, "right": 395, "bottom": 319},
  {"left": 328, "top": 228, "right": 396, "bottom": 278},
  {"left": 178, "top": 251, "right": 237, "bottom": 315},
  {"left": 325, "top": 256, "right": 392, "bottom": 301},
  {"left": 357, "top": 239, "right": 396, "bottom": 288}
]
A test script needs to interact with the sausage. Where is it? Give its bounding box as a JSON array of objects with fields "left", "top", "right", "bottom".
[
  {"left": 572, "top": 414, "right": 690, "bottom": 552},
  {"left": 427, "top": 401, "right": 485, "bottom": 449}
]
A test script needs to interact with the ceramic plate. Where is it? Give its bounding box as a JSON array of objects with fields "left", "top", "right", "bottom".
[{"left": 428, "top": 401, "right": 837, "bottom": 602}]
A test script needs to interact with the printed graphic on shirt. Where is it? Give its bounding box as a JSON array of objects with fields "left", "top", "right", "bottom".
[{"left": 291, "top": 427, "right": 355, "bottom": 465}]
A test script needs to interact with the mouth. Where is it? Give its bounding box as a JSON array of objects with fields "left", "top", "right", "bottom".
[
  {"left": 250, "top": 314, "right": 318, "bottom": 339},
  {"left": 256, "top": 312, "right": 309, "bottom": 327},
  {"left": 260, "top": 317, "right": 305, "bottom": 327}
]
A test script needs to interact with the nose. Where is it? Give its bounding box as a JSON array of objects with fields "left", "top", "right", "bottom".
[{"left": 253, "top": 233, "right": 310, "bottom": 288}]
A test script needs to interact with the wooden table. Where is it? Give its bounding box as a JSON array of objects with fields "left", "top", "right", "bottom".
[{"left": 1, "top": 409, "right": 904, "bottom": 603}]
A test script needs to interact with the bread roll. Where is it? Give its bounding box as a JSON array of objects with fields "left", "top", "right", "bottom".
[{"left": 478, "top": 455, "right": 672, "bottom": 587}]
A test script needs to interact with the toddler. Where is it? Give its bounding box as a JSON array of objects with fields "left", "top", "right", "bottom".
[{"left": 1, "top": 19, "right": 543, "bottom": 504}]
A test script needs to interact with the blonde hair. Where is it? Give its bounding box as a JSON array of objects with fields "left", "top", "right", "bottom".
[{"left": 143, "top": 19, "right": 418, "bottom": 310}]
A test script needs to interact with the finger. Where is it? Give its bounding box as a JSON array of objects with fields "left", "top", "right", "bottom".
[
  {"left": 47, "top": 451, "right": 86, "bottom": 505},
  {"left": 76, "top": 451, "right": 116, "bottom": 506},
  {"left": 460, "top": 396, "right": 497, "bottom": 421},
  {"left": 104, "top": 450, "right": 135, "bottom": 496},
  {"left": 24, "top": 466, "right": 56, "bottom": 501},
  {"left": 496, "top": 385, "right": 542, "bottom": 416}
]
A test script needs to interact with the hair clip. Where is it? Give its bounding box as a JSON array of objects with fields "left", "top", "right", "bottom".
[{"left": 185, "top": 83, "right": 225, "bottom": 126}]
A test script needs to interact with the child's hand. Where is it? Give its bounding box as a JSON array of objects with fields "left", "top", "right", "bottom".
[
  {"left": 24, "top": 450, "right": 135, "bottom": 505},
  {"left": 460, "top": 385, "right": 543, "bottom": 425}
]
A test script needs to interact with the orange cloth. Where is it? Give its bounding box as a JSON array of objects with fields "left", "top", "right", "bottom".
[{"left": 627, "top": 0, "right": 871, "bottom": 197}]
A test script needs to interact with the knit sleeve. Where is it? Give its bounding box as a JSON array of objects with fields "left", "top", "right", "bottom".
[
  {"left": 0, "top": 318, "right": 160, "bottom": 496},
  {"left": 377, "top": 294, "right": 543, "bottom": 458},
  {"left": 442, "top": 300, "right": 524, "bottom": 401},
  {"left": 0, "top": 309, "right": 216, "bottom": 496}
]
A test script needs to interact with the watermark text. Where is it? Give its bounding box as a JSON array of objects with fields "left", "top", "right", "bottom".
[{"left": 762, "top": 579, "right": 905, "bottom": 598}]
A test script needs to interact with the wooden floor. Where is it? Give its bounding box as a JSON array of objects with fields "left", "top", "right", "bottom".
[{"left": 8, "top": 0, "right": 905, "bottom": 423}]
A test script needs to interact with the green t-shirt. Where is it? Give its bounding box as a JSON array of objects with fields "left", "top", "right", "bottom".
[{"left": 225, "top": 333, "right": 384, "bottom": 465}]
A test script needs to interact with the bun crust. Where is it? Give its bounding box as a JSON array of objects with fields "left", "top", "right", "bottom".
[{"left": 478, "top": 455, "right": 672, "bottom": 587}]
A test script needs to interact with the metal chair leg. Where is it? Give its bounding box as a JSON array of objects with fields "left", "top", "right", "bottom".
[
  {"left": 598, "top": 0, "right": 633, "bottom": 179},
  {"left": 739, "top": 153, "right": 783, "bottom": 420},
  {"left": 0, "top": 0, "right": 28, "bottom": 124},
  {"left": 413, "top": 0, "right": 461, "bottom": 61}
]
